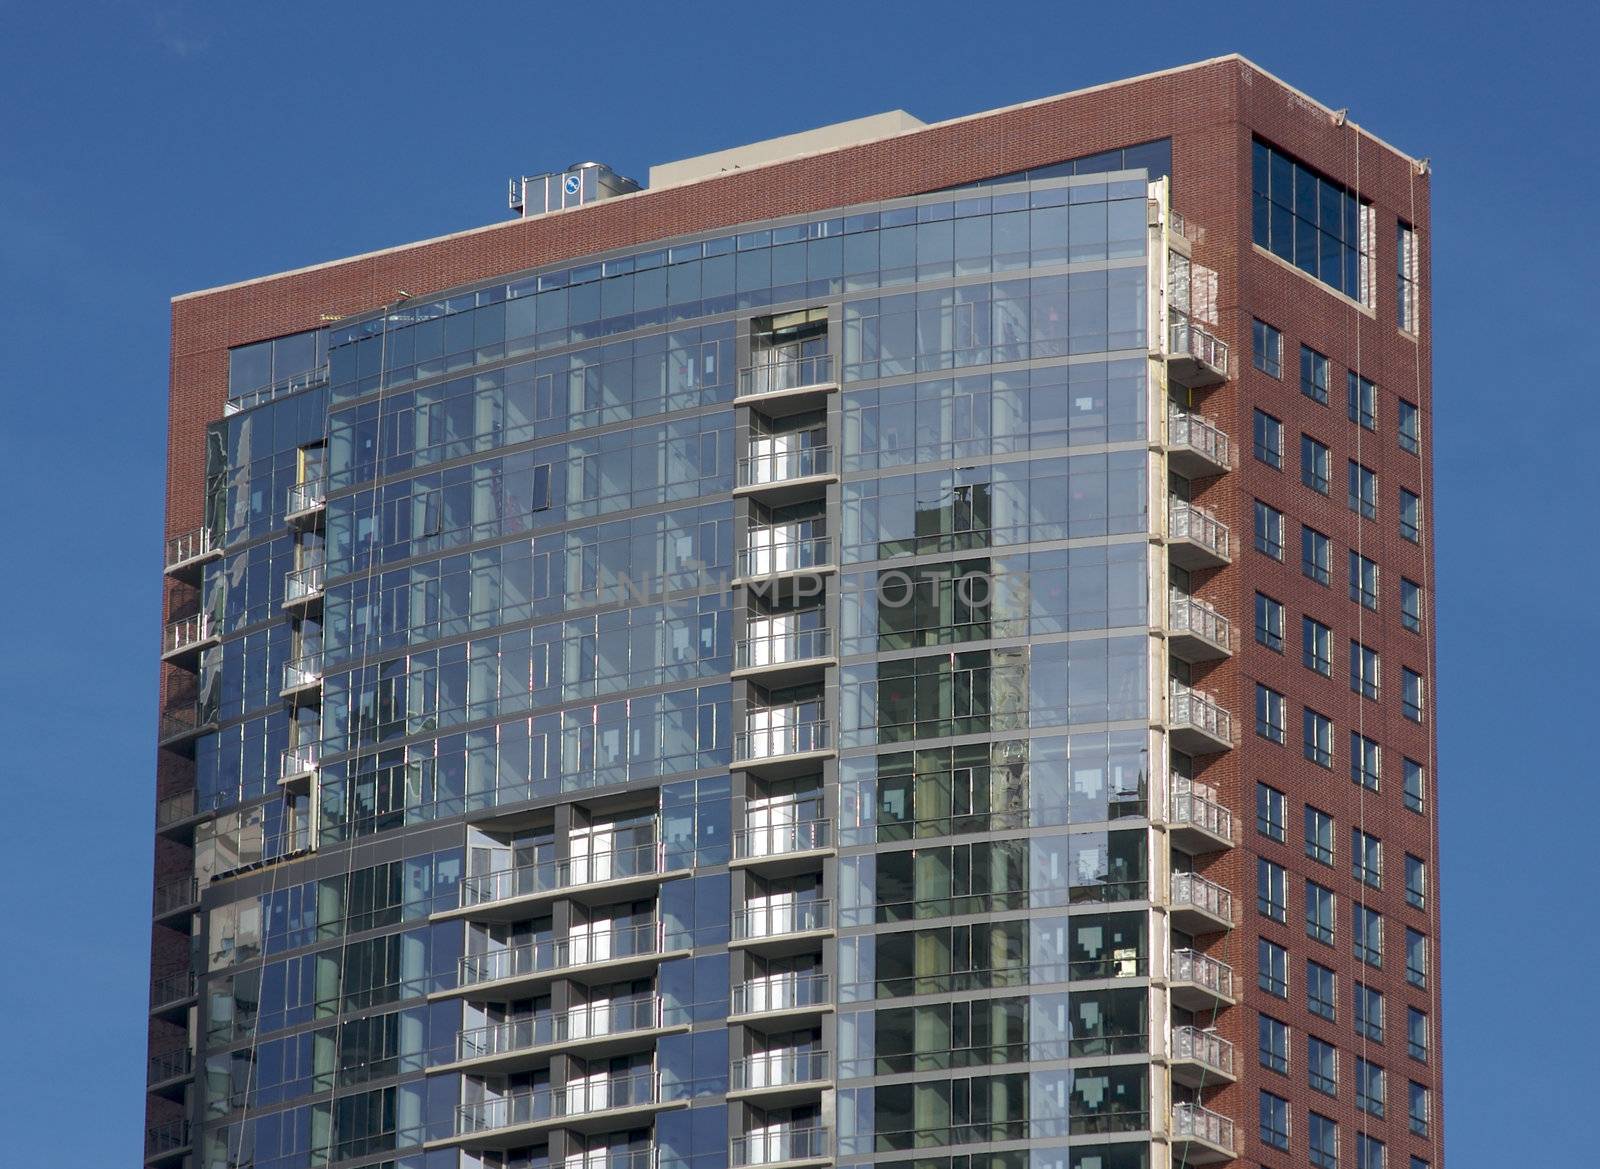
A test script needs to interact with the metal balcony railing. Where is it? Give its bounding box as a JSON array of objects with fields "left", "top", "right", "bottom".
[
  {"left": 737, "top": 534, "right": 833, "bottom": 578},
  {"left": 286, "top": 478, "right": 327, "bottom": 517},
  {"left": 225, "top": 363, "right": 330, "bottom": 414},
  {"left": 156, "top": 790, "right": 198, "bottom": 829},
  {"left": 158, "top": 704, "right": 209, "bottom": 745},
  {"left": 457, "top": 1069, "right": 661, "bottom": 1134},
  {"left": 1172, "top": 1102, "right": 1236, "bottom": 1154},
  {"left": 735, "top": 627, "right": 833, "bottom": 671},
  {"left": 738, "top": 353, "right": 834, "bottom": 398},
  {"left": 732, "top": 1126, "right": 831, "bottom": 1167},
  {"left": 1170, "top": 782, "right": 1234, "bottom": 846},
  {"left": 738, "top": 444, "right": 834, "bottom": 489},
  {"left": 1167, "top": 499, "right": 1231, "bottom": 561},
  {"left": 1168, "top": 591, "right": 1233, "bottom": 653},
  {"left": 732, "top": 972, "right": 831, "bottom": 1016},
  {"left": 1171, "top": 1026, "right": 1235, "bottom": 1079},
  {"left": 734, "top": 818, "right": 832, "bottom": 860},
  {"left": 153, "top": 876, "right": 199, "bottom": 917},
  {"left": 1169, "top": 318, "right": 1229, "bottom": 378},
  {"left": 733, "top": 899, "right": 833, "bottom": 941},
  {"left": 732, "top": 1049, "right": 831, "bottom": 1091},
  {"left": 1170, "top": 948, "right": 1235, "bottom": 1000},
  {"left": 281, "top": 743, "right": 319, "bottom": 781},
  {"left": 147, "top": 1046, "right": 193, "bottom": 1085},
  {"left": 1171, "top": 871, "right": 1234, "bottom": 926},
  {"left": 284, "top": 563, "right": 325, "bottom": 605},
  {"left": 459, "top": 921, "right": 666, "bottom": 988},
  {"left": 163, "top": 612, "right": 216, "bottom": 658},
  {"left": 1169, "top": 682, "right": 1233, "bottom": 745},
  {"left": 149, "top": 966, "right": 195, "bottom": 1010},
  {"left": 145, "top": 1119, "right": 190, "bottom": 1156},
  {"left": 282, "top": 653, "right": 322, "bottom": 693},
  {"left": 456, "top": 997, "right": 663, "bottom": 1063},
  {"left": 164, "top": 526, "right": 217, "bottom": 573},
  {"left": 734, "top": 719, "right": 832, "bottom": 763},
  {"left": 1168, "top": 407, "right": 1232, "bottom": 469},
  {"left": 459, "top": 841, "right": 667, "bottom": 908}
]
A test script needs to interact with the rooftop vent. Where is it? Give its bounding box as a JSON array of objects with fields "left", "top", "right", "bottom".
[{"left": 508, "top": 161, "right": 642, "bottom": 218}]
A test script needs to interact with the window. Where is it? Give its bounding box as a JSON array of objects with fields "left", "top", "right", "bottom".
[
  {"left": 1406, "top": 928, "right": 1429, "bottom": 987},
  {"left": 1302, "top": 433, "right": 1332, "bottom": 493},
  {"left": 1259, "top": 1090, "right": 1291, "bottom": 1151},
  {"left": 1348, "top": 461, "right": 1377, "bottom": 519},
  {"left": 1256, "top": 500, "right": 1285, "bottom": 559},
  {"left": 1403, "top": 758, "right": 1426, "bottom": 813},
  {"left": 1305, "top": 806, "right": 1335, "bottom": 865},
  {"left": 1353, "top": 830, "right": 1383, "bottom": 888},
  {"left": 1357, "top": 1134, "right": 1386, "bottom": 1169},
  {"left": 1398, "top": 221, "right": 1419, "bottom": 333},
  {"left": 1304, "top": 708, "right": 1334, "bottom": 768},
  {"left": 1400, "top": 578, "right": 1423, "bottom": 632},
  {"left": 1253, "top": 138, "right": 1372, "bottom": 302},
  {"left": 1301, "top": 344, "right": 1330, "bottom": 404},
  {"left": 1354, "top": 903, "right": 1384, "bottom": 966},
  {"left": 1259, "top": 858, "right": 1288, "bottom": 922},
  {"left": 1310, "top": 1112, "right": 1340, "bottom": 1169},
  {"left": 1308, "top": 1037, "right": 1339, "bottom": 1096},
  {"left": 1307, "top": 960, "right": 1337, "bottom": 1020},
  {"left": 1304, "top": 526, "right": 1332, "bottom": 585},
  {"left": 1257, "top": 782, "right": 1287, "bottom": 841},
  {"left": 1260, "top": 937, "right": 1289, "bottom": 998},
  {"left": 1256, "top": 592, "right": 1285, "bottom": 651},
  {"left": 1254, "top": 319, "right": 1284, "bottom": 377},
  {"left": 1350, "top": 552, "right": 1379, "bottom": 610},
  {"left": 1411, "top": 1160, "right": 1429, "bottom": 1169},
  {"left": 1351, "top": 732, "right": 1381, "bottom": 791},
  {"left": 1356, "top": 1058, "right": 1386, "bottom": 1118},
  {"left": 1399, "top": 488, "right": 1421, "bottom": 542},
  {"left": 1407, "top": 1007, "right": 1429, "bottom": 1062},
  {"left": 1348, "top": 372, "right": 1378, "bottom": 430},
  {"left": 1255, "top": 409, "right": 1284, "bottom": 467},
  {"left": 1354, "top": 982, "right": 1384, "bottom": 1042},
  {"left": 1350, "top": 640, "right": 1381, "bottom": 699},
  {"left": 1402, "top": 668, "right": 1425, "bottom": 722},
  {"left": 1303, "top": 617, "right": 1333, "bottom": 675},
  {"left": 1257, "top": 684, "right": 1286, "bottom": 744},
  {"left": 1259, "top": 1013, "right": 1290, "bottom": 1073},
  {"left": 1409, "top": 1081, "right": 1430, "bottom": 1137},
  {"left": 1306, "top": 879, "right": 1335, "bottom": 944},
  {"left": 1405, "top": 854, "right": 1427, "bottom": 909},
  {"left": 1398, "top": 398, "right": 1420, "bottom": 454}
]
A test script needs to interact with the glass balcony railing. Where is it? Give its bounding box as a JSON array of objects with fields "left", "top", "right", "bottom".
[
  {"left": 1171, "top": 1026, "right": 1235, "bottom": 1080},
  {"left": 1172, "top": 1102, "right": 1236, "bottom": 1155},
  {"left": 459, "top": 920, "right": 666, "bottom": 988},
  {"left": 738, "top": 444, "right": 834, "bottom": 489},
  {"left": 1167, "top": 407, "right": 1232, "bottom": 471},
  {"left": 145, "top": 1119, "right": 190, "bottom": 1157},
  {"left": 732, "top": 972, "right": 831, "bottom": 1017},
  {"left": 1170, "top": 781, "right": 1234, "bottom": 847},
  {"left": 457, "top": 1069, "right": 661, "bottom": 1134},
  {"left": 158, "top": 703, "right": 210, "bottom": 745},
  {"left": 738, "top": 353, "right": 834, "bottom": 398},
  {"left": 1167, "top": 591, "right": 1233, "bottom": 655},
  {"left": 162, "top": 612, "right": 217, "bottom": 658},
  {"left": 1169, "top": 682, "right": 1233, "bottom": 747},
  {"left": 147, "top": 1046, "right": 193, "bottom": 1085},
  {"left": 1168, "top": 318, "right": 1229, "bottom": 383},
  {"left": 281, "top": 743, "right": 319, "bottom": 782},
  {"left": 156, "top": 790, "right": 198, "bottom": 830},
  {"left": 149, "top": 966, "right": 195, "bottom": 1010},
  {"left": 1170, "top": 948, "right": 1235, "bottom": 1001},
  {"left": 732, "top": 1049, "right": 831, "bottom": 1092},
  {"left": 731, "top": 1126, "right": 831, "bottom": 1167},
  {"left": 153, "top": 876, "right": 199, "bottom": 917},
  {"left": 164, "top": 526, "right": 218, "bottom": 574},
  {"left": 1167, "top": 499, "right": 1231, "bottom": 563},
  {"left": 456, "top": 997, "right": 663, "bottom": 1063},
  {"left": 734, "top": 627, "right": 833, "bottom": 671},
  {"left": 284, "top": 563, "right": 325, "bottom": 606},
  {"left": 733, "top": 899, "right": 833, "bottom": 941},
  {"left": 285, "top": 478, "right": 327, "bottom": 518},
  {"left": 282, "top": 653, "right": 322, "bottom": 693},
  {"left": 458, "top": 841, "right": 668, "bottom": 908},
  {"left": 1170, "top": 871, "right": 1234, "bottom": 927},
  {"left": 737, "top": 534, "right": 833, "bottom": 578},
  {"left": 734, "top": 719, "right": 832, "bottom": 763},
  {"left": 734, "top": 818, "right": 832, "bottom": 860},
  {"left": 224, "top": 363, "right": 330, "bottom": 414}
]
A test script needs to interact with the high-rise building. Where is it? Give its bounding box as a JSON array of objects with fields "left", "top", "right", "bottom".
[{"left": 148, "top": 55, "right": 1440, "bottom": 1169}]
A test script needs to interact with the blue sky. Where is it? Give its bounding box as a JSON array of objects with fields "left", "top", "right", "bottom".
[{"left": 0, "top": 1, "right": 1593, "bottom": 1163}]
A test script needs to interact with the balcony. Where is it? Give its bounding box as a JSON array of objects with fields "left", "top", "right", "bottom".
[
  {"left": 144, "top": 1119, "right": 190, "bottom": 1164},
  {"left": 164, "top": 525, "right": 219, "bottom": 580},
  {"left": 161, "top": 612, "right": 218, "bottom": 664},
  {"left": 736, "top": 533, "right": 835, "bottom": 583},
  {"left": 281, "top": 652, "right": 323, "bottom": 699},
  {"left": 738, "top": 353, "right": 836, "bottom": 405},
  {"left": 285, "top": 478, "right": 327, "bottom": 525},
  {"left": 731, "top": 972, "right": 832, "bottom": 1026},
  {"left": 1169, "top": 871, "right": 1233, "bottom": 935},
  {"left": 155, "top": 790, "right": 204, "bottom": 839},
  {"left": 1168, "top": 948, "right": 1235, "bottom": 1012},
  {"left": 736, "top": 444, "right": 837, "bottom": 505},
  {"left": 451, "top": 921, "right": 681, "bottom": 1000},
  {"left": 1169, "top": 781, "right": 1233, "bottom": 853},
  {"left": 730, "top": 1050, "right": 832, "bottom": 1104},
  {"left": 158, "top": 703, "right": 215, "bottom": 748},
  {"left": 1166, "top": 499, "right": 1231, "bottom": 569},
  {"left": 1168, "top": 682, "right": 1233, "bottom": 754},
  {"left": 733, "top": 626, "right": 834, "bottom": 684},
  {"left": 147, "top": 1046, "right": 194, "bottom": 1093},
  {"left": 1167, "top": 408, "right": 1232, "bottom": 478},
  {"left": 280, "top": 743, "right": 318, "bottom": 792},
  {"left": 1167, "top": 592, "right": 1232, "bottom": 663},
  {"left": 1167, "top": 317, "right": 1229, "bottom": 388},
  {"left": 732, "top": 900, "right": 833, "bottom": 953},
  {"left": 731, "top": 1125, "right": 832, "bottom": 1169},
  {"left": 1169, "top": 1026, "right": 1236, "bottom": 1088},
  {"left": 1171, "top": 1102, "right": 1236, "bottom": 1164},
  {"left": 449, "top": 998, "right": 675, "bottom": 1073},
  {"left": 153, "top": 876, "right": 200, "bottom": 922},
  {"left": 733, "top": 818, "right": 833, "bottom": 877},
  {"left": 734, "top": 718, "right": 834, "bottom": 775},
  {"left": 447, "top": 1071, "right": 677, "bottom": 1149},
  {"left": 149, "top": 966, "right": 196, "bottom": 1017},
  {"left": 282, "top": 563, "right": 325, "bottom": 611},
  {"left": 443, "top": 842, "right": 679, "bottom": 921}
]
